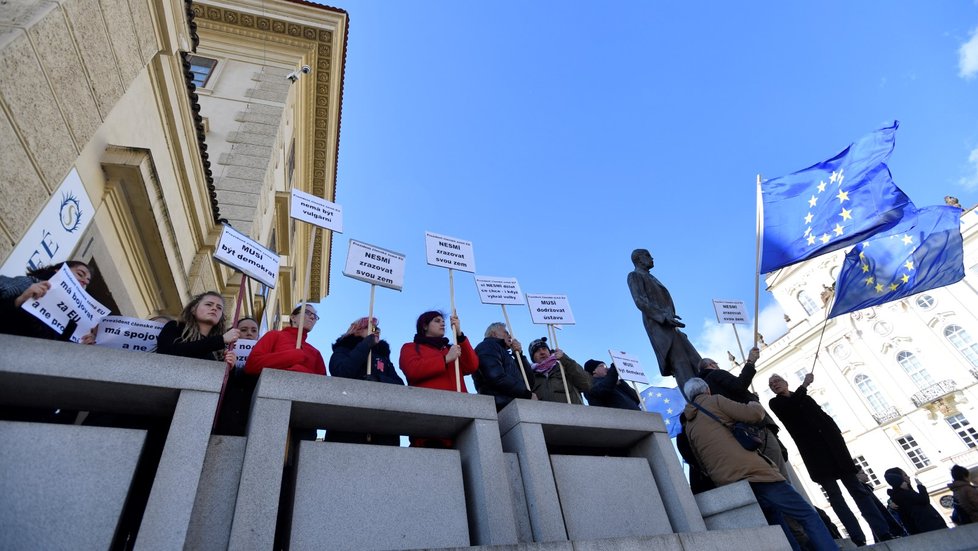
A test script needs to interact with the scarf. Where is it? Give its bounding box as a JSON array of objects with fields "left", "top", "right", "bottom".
[
  {"left": 532, "top": 353, "right": 559, "bottom": 374},
  {"left": 413, "top": 334, "right": 450, "bottom": 351}
]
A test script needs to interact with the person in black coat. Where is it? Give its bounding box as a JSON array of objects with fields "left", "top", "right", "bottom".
[
  {"left": 583, "top": 360, "right": 640, "bottom": 410},
  {"left": 699, "top": 347, "right": 788, "bottom": 477},
  {"left": 884, "top": 468, "right": 947, "bottom": 535},
  {"left": 472, "top": 322, "right": 536, "bottom": 411},
  {"left": 328, "top": 317, "right": 405, "bottom": 446},
  {"left": 769, "top": 372, "right": 896, "bottom": 545}
]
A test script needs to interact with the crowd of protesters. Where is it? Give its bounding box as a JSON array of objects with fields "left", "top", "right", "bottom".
[{"left": 2, "top": 261, "right": 975, "bottom": 546}]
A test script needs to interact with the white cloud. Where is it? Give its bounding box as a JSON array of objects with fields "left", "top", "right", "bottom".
[
  {"left": 695, "top": 302, "right": 787, "bottom": 368},
  {"left": 960, "top": 25, "right": 978, "bottom": 79},
  {"left": 961, "top": 146, "right": 978, "bottom": 190}
]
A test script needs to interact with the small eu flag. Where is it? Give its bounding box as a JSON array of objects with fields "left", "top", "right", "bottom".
[
  {"left": 829, "top": 205, "right": 964, "bottom": 318},
  {"left": 760, "top": 121, "right": 914, "bottom": 273},
  {"left": 641, "top": 386, "right": 686, "bottom": 437}
]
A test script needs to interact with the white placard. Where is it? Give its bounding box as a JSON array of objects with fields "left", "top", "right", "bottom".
[
  {"left": 474, "top": 276, "right": 525, "bottom": 305},
  {"left": 712, "top": 299, "right": 748, "bottom": 324},
  {"left": 22, "top": 264, "right": 110, "bottom": 342},
  {"left": 290, "top": 189, "right": 343, "bottom": 232},
  {"left": 1, "top": 168, "right": 96, "bottom": 276},
  {"left": 424, "top": 231, "right": 475, "bottom": 273},
  {"left": 608, "top": 349, "right": 649, "bottom": 385},
  {"left": 343, "top": 239, "right": 406, "bottom": 291},
  {"left": 526, "top": 294, "right": 575, "bottom": 325},
  {"left": 233, "top": 338, "right": 258, "bottom": 369},
  {"left": 213, "top": 224, "right": 279, "bottom": 288},
  {"left": 95, "top": 316, "right": 166, "bottom": 351}
]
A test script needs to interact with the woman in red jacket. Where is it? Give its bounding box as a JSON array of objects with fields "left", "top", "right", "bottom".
[
  {"left": 244, "top": 304, "right": 326, "bottom": 376},
  {"left": 400, "top": 310, "right": 478, "bottom": 447}
]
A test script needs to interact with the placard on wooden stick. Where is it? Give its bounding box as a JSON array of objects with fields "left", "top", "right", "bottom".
[
  {"left": 290, "top": 189, "right": 344, "bottom": 232},
  {"left": 213, "top": 224, "right": 279, "bottom": 289},
  {"left": 608, "top": 350, "right": 649, "bottom": 385},
  {"left": 343, "top": 239, "right": 406, "bottom": 291},
  {"left": 424, "top": 231, "right": 475, "bottom": 273},
  {"left": 712, "top": 299, "right": 748, "bottom": 324},
  {"left": 525, "top": 294, "right": 575, "bottom": 325},
  {"left": 474, "top": 276, "right": 525, "bottom": 305}
]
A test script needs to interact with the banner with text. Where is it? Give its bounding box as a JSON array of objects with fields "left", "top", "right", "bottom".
[
  {"left": 424, "top": 231, "right": 475, "bottom": 273},
  {"left": 95, "top": 316, "right": 166, "bottom": 351},
  {"left": 712, "top": 299, "right": 748, "bottom": 324},
  {"left": 608, "top": 349, "right": 649, "bottom": 384},
  {"left": 343, "top": 239, "right": 406, "bottom": 291},
  {"left": 234, "top": 338, "right": 257, "bottom": 370},
  {"left": 526, "top": 294, "right": 575, "bottom": 325},
  {"left": 290, "top": 189, "right": 343, "bottom": 232},
  {"left": 22, "top": 263, "right": 110, "bottom": 342},
  {"left": 474, "top": 276, "right": 525, "bottom": 305},
  {"left": 213, "top": 224, "right": 279, "bottom": 288}
]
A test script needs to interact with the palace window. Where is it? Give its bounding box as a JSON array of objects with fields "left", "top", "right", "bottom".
[
  {"left": 853, "top": 455, "right": 881, "bottom": 487},
  {"left": 187, "top": 55, "right": 218, "bottom": 88},
  {"left": 798, "top": 290, "right": 819, "bottom": 316},
  {"left": 915, "top": 294, "right": 935, "bottom": 309},
  {"left": 896, "top": 350, "right": 935, "bottom": 390},
  {"left": 946, "top": 413, "right": 978, "bottom": 449},
  {"left": 896, "top": 435, "right": 930, "bottom": 469},
  {"left": 945, "top": 324, "right": 978, "bottom": 368},
  {"left": 854, "top": 374, "right": 890, "bottom": 415}
]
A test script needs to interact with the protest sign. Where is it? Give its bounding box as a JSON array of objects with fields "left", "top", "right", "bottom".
[
  {"left": 95, "top": 316, "right": 166, "bottom": 351},
  {"left": 526, "top": 294, "right": 575, "bottom": 325},
  {"left": 22, "top": 264, "right": 110, "bottom": 342},
  {"left": 213, "top": 224, "right": 279, "bottom": 288},
  {"left": 608, "top": 350, "right": 649, "bottom": 385},
  {"left": 712, "top": 299, "right": 748, "bottom": 324},
  {"left": 343, "top": 239, "right": 406, "bottom": 291},
  {"left": 424, "top": 232, "right": 475, "bottom": 273},
  {"left": 290, "top": 189, "right": 343, "bottom": 232},
  {"left": 233, "top": 338, "right": 257, "bottom": 370},
  {"left": 474, "top": 276, "right": 525, "bottom": 305}
]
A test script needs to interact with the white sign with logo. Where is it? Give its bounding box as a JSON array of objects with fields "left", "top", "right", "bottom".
[
  {"left": 95, "top": 316, "right": 166, "bottom": 351},
  {"left": 712, "top": 299, "right": 748, "bottom": 324},
  {"left": 233, "top": 338, "right": 257, "bottom": 370},
  {"left": 343, "top": 239, "right": 406, "bottom": 291},
  {"left": 526, "top": 294, "right": 575, "bottom": 325},
  {"left": 1, "top": 168, "right": 95, "bottom": 276},
  {"left": 22, "top": 264, "right": 111, "bottom": 342},
  {"left": 474, "top": 276, "right": 525, "bottom": 305},
  {"left": 424, "top": 231, "right": 475, "bottom": 273},
  {"left": 290, "top": 189, "right": 343, "bottom": 232},
  {"left": 213, "top": 224, "right": 279, "bottom": 288},
  {"left": 608, "top": 349, "right": 649, "bottom": 384}
]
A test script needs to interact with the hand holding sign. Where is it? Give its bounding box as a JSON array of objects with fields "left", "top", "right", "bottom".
[{"left": 22, "top": 264, "right": 110, "bottom": 342}]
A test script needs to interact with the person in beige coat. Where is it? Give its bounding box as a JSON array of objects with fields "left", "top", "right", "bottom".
[{"left": 682, "top": 378, "right": 836, "bottom": 551}]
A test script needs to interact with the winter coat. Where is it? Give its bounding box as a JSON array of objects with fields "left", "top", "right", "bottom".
[
  {"left": 156, "top": 321, "right": 225, "bottom": 360},
  {"left": 585, "top": 365, "right": 641, "bottom": 410},
  {"left": 327, "top": 334, "right": 404, "bottom": 446},
  {"left": 681, "top": 393, "right": 784, "bottom": 487},
  {"left": 532, "top": 352, "right": 591, "bottom": 405},
  {"left": 244, "top": 326, "right": 326, "bottom": 376},
  {"left": 700, "top": 362, "right": 779, "bottom": 432},
  {"left": 768, "top": 386, "right": 855, "bottom": 483},
  {"left": 329, "top": 334, "right": 405, "bottom": 386},
  {"left": 399, "top": 335, "right": 478, "bottom": 392},
  {"left": 472, "top": 337, "right": 533, "bottom": 411},
  {"left": 949, "top": 479, "right": 978, "bottom": 524},
  {"left": 887, "top": 483, "right": 947, "bottom": 535}
]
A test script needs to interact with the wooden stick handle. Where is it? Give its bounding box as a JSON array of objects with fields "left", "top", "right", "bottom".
[
  {"left": 502, "top": 305, "right": 531, "bottom": 391},
  {"left": 296, "top": 226, "right": 318, "bottom": 349},
  {"left": 631, "top": 381, "right": 646, "bottom": 411},
  {"left": 732, "top": 323, "right": 746, "bottom": 361},
  {"left": 367, "top": 284, "right": 376, "bottom": 375},
  {"left": 449, "top": 269, "right": 460, "bottom": 392}
]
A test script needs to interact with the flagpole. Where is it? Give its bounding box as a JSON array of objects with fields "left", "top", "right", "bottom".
[
  {"left": 753, "top": 174, "right": 763, "bottom": 349},
  {"left": 810, "top": 288, "right": 837, "bottom": 374}
]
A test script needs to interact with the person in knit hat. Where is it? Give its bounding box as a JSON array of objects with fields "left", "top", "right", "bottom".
[
  {"left": 948, "top": 464, "right": 978, "bottom": 525},
  {"left": 526, "top": 336, "right": 590, "bottom": 404},
  {"left": 883, "top": 467, "right": 947, "bottom": 535},
  {"left": 583, "top": 360, "right": 641, "bottom": 410}
]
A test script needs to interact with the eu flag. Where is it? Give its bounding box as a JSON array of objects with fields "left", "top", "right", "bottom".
[
  {"left": 829, "top": 205, "right": 964, "bottom": 318},
  {"left": 760, "top": 121, "right": 914, "bottom": 273},
  {"left": 641, "top": 386, "right": 686, "bottom": 437}
]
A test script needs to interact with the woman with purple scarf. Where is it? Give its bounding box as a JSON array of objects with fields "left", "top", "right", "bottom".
[{"left": 527, "top": 337, "right": 591, "bottom": 404}]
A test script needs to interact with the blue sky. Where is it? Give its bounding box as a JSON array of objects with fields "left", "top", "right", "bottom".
[{"left": 307, "top": 1, "right": 978, "bottom": 389}]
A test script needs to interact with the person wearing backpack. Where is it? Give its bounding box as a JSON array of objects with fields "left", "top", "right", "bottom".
[{"left": 948, "top": 464, "right": 978, "bottom": 526}]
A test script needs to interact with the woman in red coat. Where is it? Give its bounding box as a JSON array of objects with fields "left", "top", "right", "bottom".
[
  {"left": 245, "top": 304, "right": 326, "bottom": 376},
  {"left": 400, "top": 310, "right": 478, "bottom": 447}
]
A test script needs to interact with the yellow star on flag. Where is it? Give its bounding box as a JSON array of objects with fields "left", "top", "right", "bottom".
[
  {"left": 820, "top": 233, "right": 830, "bottom": 244},
  {"left": 864, "top": 276, "right": 874, "bottom": 285},
  {"left": 817, "top": 181, "right": 827, "bottom": 192},
  {"left": 836, "top": 189, "right": 849, "bottom": 203},
  {"left": 875, "top": 283, "right": 884, "bottom": 293},
  {"left": 904, "top": 260, "right": 914, "bottom": 271},
  {"left": 804, "top": 212, "right": 814, "bottom": 224},
  {"left": 834, "top": 224, "right": 844, "bottom": 236},
  {"left": 902, "top": 234, "right": 913, "bottom": 246},
  {"left": 861, "top": 264, "right": 870, "bottom": 272},
  {"left": 901, "top": 273, "right": 910, "bottom": 283},
  {"left": 809, "top": 195, "right": 818, "bottom": 208},
  {"left": 840, "top": 207, "right": 852, "bottom": 221},
  {"left": 889, "top": 283, "right": 899, "bottom": 291},
  {"left": 807, "top": 234, "right": 816, "bottom": 245}
]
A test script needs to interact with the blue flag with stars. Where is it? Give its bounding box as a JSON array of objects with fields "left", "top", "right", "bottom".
[
  {"left": 760, "top": 121, "right": 914, "bottom": 273},
  {"left": 641, "top": 385, "right": 686, "bottom": 437},
  {"left": 828, "top": 205, "right": 964, "bottom": 318}
]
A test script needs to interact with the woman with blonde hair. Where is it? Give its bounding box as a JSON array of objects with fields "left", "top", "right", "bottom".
[{"left": 156, "top": 291, "right": 238, "bottom": 364}]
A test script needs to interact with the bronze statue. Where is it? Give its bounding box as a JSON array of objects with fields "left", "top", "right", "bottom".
[{"left": 627, "top": 249, "right": 702, "bottom": 390}]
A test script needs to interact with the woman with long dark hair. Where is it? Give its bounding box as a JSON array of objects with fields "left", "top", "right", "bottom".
[{"left": 0, "top": 260, "right": 93, "bottom": 340}]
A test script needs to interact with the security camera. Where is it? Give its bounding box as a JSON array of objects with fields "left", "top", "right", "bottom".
[{"left": 300, "top": 65, "right": 311, "bottom": 74}]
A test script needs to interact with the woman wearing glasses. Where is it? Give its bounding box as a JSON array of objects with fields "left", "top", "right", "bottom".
[{"left": 244, "top": 303, "right": 326, "bottom": 376}]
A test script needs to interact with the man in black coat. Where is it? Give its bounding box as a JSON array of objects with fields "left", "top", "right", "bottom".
[
  {"left": 769, "top": 372, "right": 896, "bottom": 545},
  {"left": 583, "top": 360, "right": 641, "bottom": 410},
  {"left": 473, "top": 322, "right": 536, "bottom": 411},
  {"left": 699, "top": 347, "right": 788, "bottom": 477}
]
